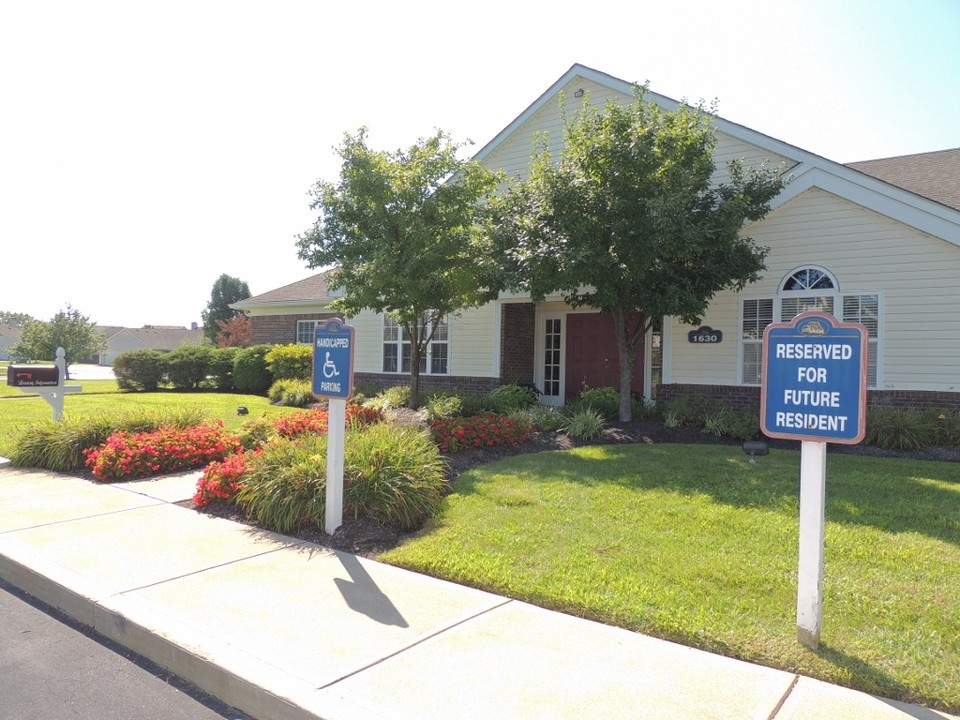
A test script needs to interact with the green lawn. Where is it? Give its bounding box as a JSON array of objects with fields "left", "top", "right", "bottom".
[{"left": 380, "top": 444, "right": 960, "bottom": 713}]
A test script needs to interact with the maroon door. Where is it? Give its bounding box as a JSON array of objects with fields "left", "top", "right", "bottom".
[{"left": 565, "top": 313, "right": 644, "bottom": 401}]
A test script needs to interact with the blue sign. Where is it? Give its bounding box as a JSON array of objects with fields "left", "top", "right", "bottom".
[
  {"left": 312, "top": 319, "right": 355, "bottom": 400},
  {"left": 761, "top": 311, "right": 868, "bottom": 444}
]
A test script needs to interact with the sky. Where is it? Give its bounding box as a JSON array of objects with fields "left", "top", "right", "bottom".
[{"left": 1, "top": 0, "right": 958, "bottom": 329}]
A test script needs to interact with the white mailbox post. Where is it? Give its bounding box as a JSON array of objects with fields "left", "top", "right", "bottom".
[{"left": 5, "top": 348, "right": 82, "bottom": 421}]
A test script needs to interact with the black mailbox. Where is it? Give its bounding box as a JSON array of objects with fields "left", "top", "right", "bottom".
[{"left": 7, "top": 365, "right": 60, "bottom": 387}]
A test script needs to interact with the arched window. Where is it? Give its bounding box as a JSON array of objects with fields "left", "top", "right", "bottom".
[
  {"left": 780, "top": 266, "right": 836, "bottom": 292},
  {"left": 741, "top": 266, "right": 879, "bottom": 387}
]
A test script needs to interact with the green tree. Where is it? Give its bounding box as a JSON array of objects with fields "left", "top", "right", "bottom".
[
  {"left": 10, "top": 305, "right": 106, "bottom": 378},
  {"left": 201, "top": 274, "right": 251, "bottom": 343},
  {"left": 489, "top": 89, "right": 786, "bottom": 420},
  {"left": 297, "top": 128, "right": 504, "bottom": 408},
  {"left": 0, "top": 311, "right": 35, "bottom": 326}
]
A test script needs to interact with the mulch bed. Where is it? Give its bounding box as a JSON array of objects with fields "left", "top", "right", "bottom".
[{"left": 191, "top": 420, "right": 960, "bottom": 558}]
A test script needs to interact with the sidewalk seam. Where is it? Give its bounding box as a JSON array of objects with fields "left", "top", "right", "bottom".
[
  {"left": 766, "top": 674, "right": 799, "bottom": 720},
  {"left": 0, "top": 501, "right": 168, "bottom": 535},
  {"left": 317, "top": 597, "right": 515, "bottom": 690}
]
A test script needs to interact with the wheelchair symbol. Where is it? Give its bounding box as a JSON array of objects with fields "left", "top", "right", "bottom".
[{"left": 322, "top": 352, "right": 341, "bottom": 379}]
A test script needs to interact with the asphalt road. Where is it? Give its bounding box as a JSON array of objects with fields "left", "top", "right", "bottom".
[{"left": 0, "top": 579, "right": 251, "bottom": 720}]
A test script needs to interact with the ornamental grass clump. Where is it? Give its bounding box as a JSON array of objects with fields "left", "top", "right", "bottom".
[
  {"left": 232, "top": 424, "right": 446, "bottom": 534},
  {"left": 83, "top": 421, "right": 241, "bottom": 481},
  {"left": 235, "top": 435, "right": 327, "bottom": 534},
  {"left": 344, "top": 423, "right": 447, "bottom": 530}
]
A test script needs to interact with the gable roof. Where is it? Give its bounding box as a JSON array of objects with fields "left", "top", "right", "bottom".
[
  {"left": 476, "top": 63, "right": 960, "bottom": 247},
  {"left": 96, "top": 325, "right": 203, "bottom": 351},
  {"left": 846, "top": 149, "right": 960, "bottom": 212},
  {"left": 231, "top": 271, "right": 333, "bottom": 310}
]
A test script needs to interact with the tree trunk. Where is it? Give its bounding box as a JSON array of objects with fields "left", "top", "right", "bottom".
[
  {"left": 611, "top": 309, "right": 648, "bottom": 422},
  {"left": 407, "top": 323, "right": 423, "bottom": 410}
]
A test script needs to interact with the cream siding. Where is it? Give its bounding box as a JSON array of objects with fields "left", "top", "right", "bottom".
[
  {"left": 349, "top": 310, "right": 385, "bottom": 374},
  {"left": 669, "top": 188, "right": 960, "bottom": 391},
  {"left": 350, "top": 305, "right": 499, "bottom": 378},
  {"left": 449, "top": 304, "right": 500, "bottom": 377},
  {"left": 667, "top": 298, "right": 741, "bottom": 385}
]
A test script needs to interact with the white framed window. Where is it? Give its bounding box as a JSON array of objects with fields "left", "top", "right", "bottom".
[
  {"left": 382, "top": 315, "right": 449, "bottom": 375},
  {"left": 296, "top": 320, "right": 317, "bottom": 344},
  {"left": 740, "top": 266, "right": 880, "bottom": 387}
]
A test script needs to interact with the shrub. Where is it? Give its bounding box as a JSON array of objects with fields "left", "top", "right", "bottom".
[
  {"left": 423, "top": 392, "right": 464, "bottom": 420},
  {"left": 525, "top": 404, "right": 566, "bottom": 432},
  {"left": 486, "top": 383, "right": 537, "bottom": 413},
  {"left": 113, "top": 349, "right": 166, "bottom": 392},
  {"left": 366, "top": 385, "right": 411, "bottom": 410},
  {"left": 631, "top": 396, "right": 660, "bottom": 421},
  {"left": 430, "top": 412, "right": 533, "bottom": 454},
  {"left": 82, "top": 421, "right": 242, "bottom": 481},
  {"left": 576, "top": 386, "right": 620, "bottom": 420},
  {"left": 344, "top": 423, "right": 447, "bottom": 530},
  {"left": 562, "top": 408, "right": 605, "bottom": 440},
  {"left": 236, "top": 415, "right": 276, "bottom": 450},
  {"left": 10, "top": 408, "right": 205, "bottom": 471},
  {"left": 193, "top": 451, "right": 251, "bottom": 507},
  {"left": 165, "top": 344, "right": 213, "bottom": 390},
  {"left": 235, "top": 434, "right": 328, "bottom": 533},
  {"left": 663, "top": 395, "right": 723, "bottom": 429},
  {"left": 233, "top": 344, "right": 274, "bottom": 395},
  {"left": 925, "top": 409, "right": 960, "bottom": 448},
  {"left": 865, "top": 408, "right": 932, "bottom": 451},
  {"left": 268, "top": 378, "right": 315, "bottom": 407},
  {"left": 208, "top": 347, "right": 240, "bottom": 391},
  {"left": 726, "top": 410, "right": 761, "bottom": 441},
  {"left": 265, "top": 344, "right": 313, "bottom": 381}
]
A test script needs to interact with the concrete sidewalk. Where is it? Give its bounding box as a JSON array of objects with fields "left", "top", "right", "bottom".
[{"left": 0, "top": 464, "right": 954, "bottom": 720}]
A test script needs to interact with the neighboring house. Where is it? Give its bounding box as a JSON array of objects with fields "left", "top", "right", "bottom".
[
  {"left": 96, "top": 325, "right": 204, "bottom": 365},
  {"left": 231, "top": 272, "right": 341, "bottom": 346},
  {"left": 0, "top": 323, "right": 22, "bottom": 361},
  {"left": 236, "top": 64, "right": 960, "bottom": 410}
]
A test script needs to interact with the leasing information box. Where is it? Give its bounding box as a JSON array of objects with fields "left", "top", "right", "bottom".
[{"left": 761, "top": 311, "right": 868, "bottom": 444}]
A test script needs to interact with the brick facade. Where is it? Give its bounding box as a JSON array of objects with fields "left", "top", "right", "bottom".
[
  {"left": 657, "top": 383, "right": 960, "bottom": 413},
  {"left": 354, "top": 372, "right": 500, "bottom": 396},
  {"left": 500, "top": 303, "right": 536, "bottom": 386},
  {"left": 250, "top": 313, "right": 340, "bottom": 345}
]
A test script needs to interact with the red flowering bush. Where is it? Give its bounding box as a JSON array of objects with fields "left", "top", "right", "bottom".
[
  {"left": 83, "top": 422, "right": 242, "bottom": 482},
  {"left": 193, "top": 451, "right": 252, "bottom": 507},
  {"left": 273, "top": 405, "right": 384, "bottom": 438},
  {"left": 430, "top": 413, "right": 532, "bottom": 454}
]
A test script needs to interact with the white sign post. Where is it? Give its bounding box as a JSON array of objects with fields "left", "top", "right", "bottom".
[
  {"left": 5, "top": 347, "right": 82, "bottom": 421},
  {"left": 312, "top": 319, "right": 355, "bottom": 535},
  {"left": 760, "top": 312, "right": 868, "bottom": 649}
]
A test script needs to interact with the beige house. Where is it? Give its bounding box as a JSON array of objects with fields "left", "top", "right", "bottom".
[
  {"left": 236, "top": 64, "right": 960, "bottom": 410},
  {"left": 95, "top": 325, "right": 204, "bottom": 365}
]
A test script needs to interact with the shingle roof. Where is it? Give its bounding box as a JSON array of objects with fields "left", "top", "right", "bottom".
[
  {"left": 846, "top": 148, "right": 960, "bottom": 211},
  {"left": 233, "top": 271, "right": 332, "bottom": 307}
]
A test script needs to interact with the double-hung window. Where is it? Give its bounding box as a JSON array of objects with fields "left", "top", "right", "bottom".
[
  {"left": 382, "top": 315, "right": 449, "bottom": 375},
  {"left": 296, "top": 320, "right": 317, "bottom": 344},
  {"left": 741, "top": 267, "right": 879, "bottom": 387}
]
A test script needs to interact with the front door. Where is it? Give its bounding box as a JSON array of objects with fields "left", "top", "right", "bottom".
[{"left": 565, "top": 313, "right": 644, "bottom": 401}]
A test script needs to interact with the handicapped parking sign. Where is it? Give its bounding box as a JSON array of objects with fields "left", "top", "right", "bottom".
[{"left": 312, "top": 319, "right": 355, "bottom": 400}]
